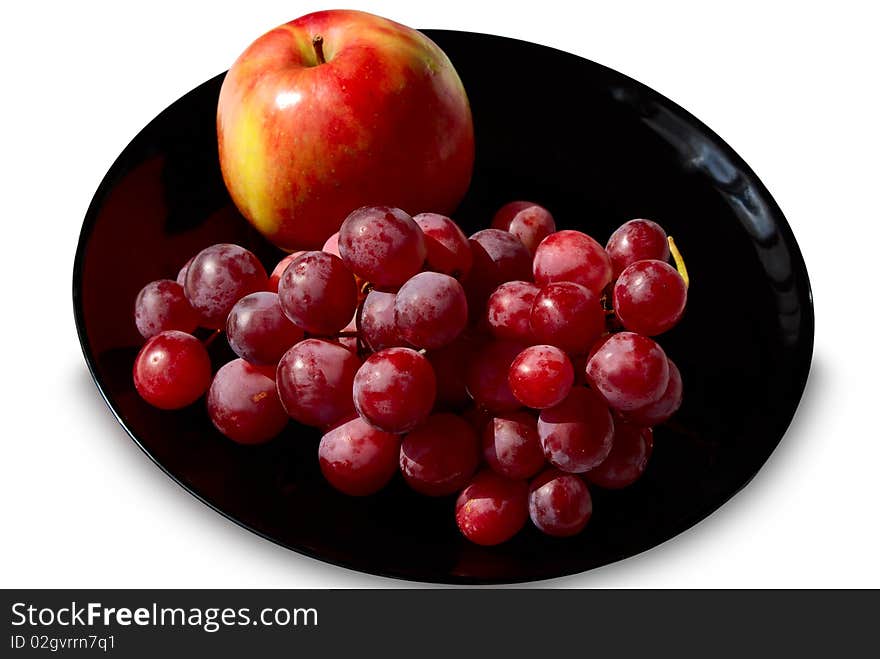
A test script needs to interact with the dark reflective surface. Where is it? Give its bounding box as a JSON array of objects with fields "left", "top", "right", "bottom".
[{"left": 72, "top": 30, "right": 813, "bottom": 583}]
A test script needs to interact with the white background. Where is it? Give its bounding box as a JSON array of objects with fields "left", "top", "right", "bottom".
[{"left": 2, "top": 0, "right": 877, "bottom": 588}]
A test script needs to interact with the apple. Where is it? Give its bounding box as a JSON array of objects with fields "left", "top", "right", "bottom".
[{"left": 217, "top": 10, "right": 475, "bottom": 251}]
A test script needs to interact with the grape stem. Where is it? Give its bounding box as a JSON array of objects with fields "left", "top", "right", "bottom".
[
  {"left": 668, "top": 236, "right": 689, "bottom": 288},
  {"left": 203, "top": 329, "right": 222, "bottom": 347}
]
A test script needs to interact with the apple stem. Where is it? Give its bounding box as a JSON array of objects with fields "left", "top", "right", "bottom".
[{"left": 312, "top": 35, "right": 326, "bottom": 65}]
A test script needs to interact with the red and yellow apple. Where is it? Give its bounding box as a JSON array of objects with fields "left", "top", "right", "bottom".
[{"left": 217, "top": 10, "right": 475, "bottom": 251}]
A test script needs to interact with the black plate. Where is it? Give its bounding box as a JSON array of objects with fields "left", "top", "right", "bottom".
[{"left": 73, "top": 30, "right": 813, "bottom": 584}]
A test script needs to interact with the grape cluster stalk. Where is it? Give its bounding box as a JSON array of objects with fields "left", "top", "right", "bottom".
[{"left": 131, "top": 203, "right": 687, "bottom": 545}]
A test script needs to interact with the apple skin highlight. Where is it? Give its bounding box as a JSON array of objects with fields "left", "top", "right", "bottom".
[{"left": 217, "top": 9, "right": 475, "bottom": 251}]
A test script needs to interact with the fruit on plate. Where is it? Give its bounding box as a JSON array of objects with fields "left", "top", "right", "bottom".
[
  {"left": 613, "top": 259, "right": 687, "bottom": 336},
  {"left": 529, "top": 281, "right": 604, "bottom": 354},
  {"left": 491, "top": 201, "right": 556, "bottom": 256},
  {"left": 226, "top": 292, "right": 303, "bottom": 365},
  {"left": 455, "top": 469, "right": 529, "bottom": 546},
  {"left": 358, "top": 290, "right": 404, "bottom": 352},
  {"left": 605, "top": 218, "right": 670, "bottom": 278},
  {"left": 464, "top": 229, "right": 532, "bottom": 318},
  {"left": 134, "top": 279, "right": 199, "bottom": 339},
  {"left": 268, "top": 252, "right": 303, "bottom": 292},
  {"left": 528, "top": 468, "right": 593, "bottom": 537},
  {"left": 130, "top": 205, "right": 689, "bottom": 546},
  {"left": 481, "top": 411, "right": 545, "bottom": 480},
  {"left": 394, "top": 271, "right": 468, "bottom": 350},
  {"left": 414, "top": 212, "right": 472, "bottom": 279},
  {"left": 532, "top": 229, "right": 612, "bottom": 296},
  {"left": 465, "top": 340, "right": 528, "bottom": 413},
  {"left": 207, "top": 359, "right": 288, "bottom": 444},
  {"left": 133, "top": 331, "right": 212, "bottom": 410},
  {"left": 319, "top": 417, "right": 401, "bottom": 495},
  {"left": 400, "top": 413, "right": 480, "bottom": 496},
  {"left": 277, "top": 251, "right": 358, "bottom": 335},
  {"left": 624, "top": 358, "right": 683, "bottom": 427},
  {"left": 338, "top": 206, "right": 426, "bottom": 289},
  {"left": 217, "top": 9, "right": 474, "bottom": 251},
  {"left": 585, "top": 332, "right": 670, "bottom": 412},
  {"left": 353, "top": 347, "right": 436, "bottom": 433},
  {"left": 184, "top": 244, "right": 268, "bottom": 329},
  {"left": 537, "top": 386, "right": 614, "bottom": 473},
  {"left": 486, "top": 280, "right": 539, "bottom": 343},
  {"left": 585, "top": 421, "right": 654, "bottom": 490},
  {"left": 276, "top": 338, "right": 360, "bottom": 428},
  {"left": 508, "top": 344, "right": 574, "bottom": 410}
]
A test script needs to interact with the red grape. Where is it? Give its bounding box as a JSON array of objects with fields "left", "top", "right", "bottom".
[
  {"left": 133, "top": 330, "right": 212, "bottom": 410},
  {"left": 399, "top": 413, "right": 480, "bottom": 496},
  {"left": 184, "top": 243, "right": 268, "bottom": 329},
  {"left": 226, "top": 292, "right": 303, "bottom": 365},
  {"left": 277, "top": 251, "right": 358, "bottom": 335},
  {"left": 486, "top": 281, "right": 539, "bottom": 343},
  {"left": 585, "top": 332, "right": 669, "bottom": 411},
  {"left": 131, "top": 209, "right": 689, "bottom": 538},
  {"left": 338, "top": 206, "right": 426, "bottom": 288},
  {"left": 414, "top": 212, "right": 472, "bottom": 279},
  {"left": 394, "top": 272, "right": 468, "bottom": 350},
  {"left": 207, "top": 359, "right": 288, "bottom": 444},
  {"left": 353, "top": 347, "right": 436, "bottom": 433},
  {"left": 613, "top": 259, "right": 687, "bottom": 336},
  {"left": 482, "top": 411, "right": 546, "bottom": 480},
  {"left": 572, "top": 335, "right": 612, "bottom": 387},
  {"left": 606, "top": 218, "right": 669, "bottom": 278},
  {"left": 491, "top": 201, "right": 532, "bottom": 225},
  {"left": 276, "top": 339, "right": 360, "bottom": 428},
  {"left": 530, "top": 282, "right": 605, "bottom": 354},
  {"left": 268, "top": 251, "right": 304, "bottom": 292},
  {"left": 538, "top": 387, "right": 614, "bottom": 472},
  {"left": 625, "top": 358, "right": 682, "bottom": 426},
  {"left": 455, "top": 470, "right": 529, "bottom": 546},
  {"left": 491, "top": 201, "right": 556, "bottom": 255},
  {"left": 322, "top": 231, "right": 341, "bottom": 257},
  {"left": 176, "top": 257, "right": 193, "bottom": 287},
  {"left": 469, "top": 229, "right": 532, "bottom": 284},
  {"left": 508, "top": 345, "right": 574, "bottom": 409},
  {"left": 134, "top": 279, "right": 199, "bottom": 338},
  {"left": 466, "top": 340, "right": 527, "bottom": 413},
  {"left": 533, "top": 230, "right": 612, "bottom": 296},
  {"left": 464, "top": 229, "right": 532, "bottom": 319},
  {"left": 586, "top": 333, "right": 612, "bottom": 362},
  {"left": 585, "top": 421, "right": 653, "bottom": 489},
  {"left": 528, "top": 468, "right": 592, "bottom": 537},
  {"left": 427, "top": 337, "right": 477, "bottom": 411},
  {"left": 358, "top": 290, "right": 404, "bottom": 352},
  {"left": 319, "top": 417, "right": 400, "bottom": 496}
]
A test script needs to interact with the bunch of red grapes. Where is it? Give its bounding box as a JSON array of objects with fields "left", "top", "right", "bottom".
[{"left": 132, "top": 202, "right": 687, "bottom": 546}]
